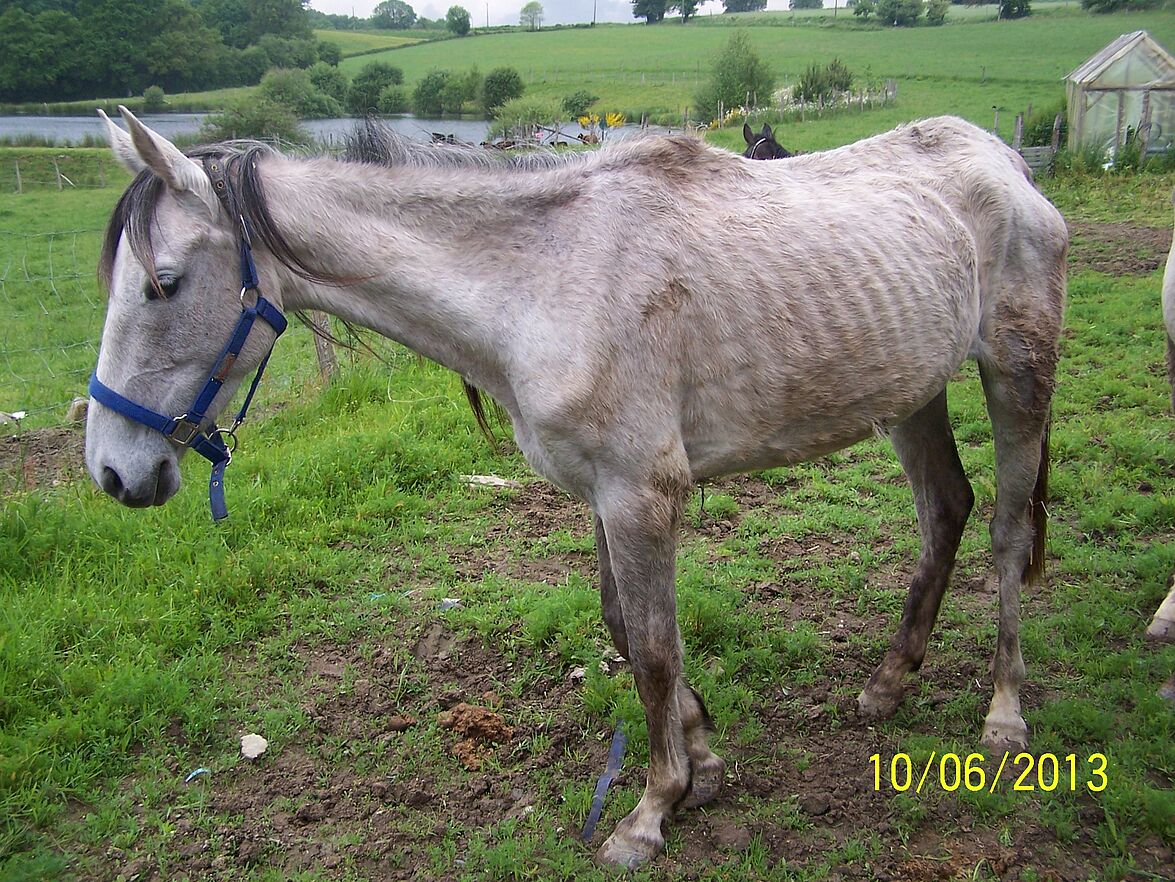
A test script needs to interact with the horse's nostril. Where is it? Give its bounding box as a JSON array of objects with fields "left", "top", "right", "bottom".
[{"left": 100, "top": 465, "right": 124, "bottom": 497}]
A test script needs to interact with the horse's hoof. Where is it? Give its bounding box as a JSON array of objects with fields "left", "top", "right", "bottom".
[
  {"left": 980, "top": 714, "right": 1029, "bottom": 754},
  {"left": 1146, "top": 616, "right": 1175, "bottom": 643},
  {"left": 595, "top": 828, "right": 663, "bottom": 871},
  {"left": 680, "top": 754, "right": 726, "bottom": 809},
  {"left": 857, "top": 685, "right": 902, "bottom": 720}
]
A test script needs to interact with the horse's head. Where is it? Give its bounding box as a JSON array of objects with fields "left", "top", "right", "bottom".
[
  {"left": 742, "top": 123, "right": 792, "bottom": 160},
  {"left": 85, "top": 108, "right": 286, "bottom": 513}
]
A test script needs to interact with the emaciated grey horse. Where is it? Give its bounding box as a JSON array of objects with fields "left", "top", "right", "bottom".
[{"left": 86, "top": 108, "right": 1067, "bottom": 869}]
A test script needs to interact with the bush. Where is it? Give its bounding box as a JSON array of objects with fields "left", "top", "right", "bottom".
[
  {"left": 562, "top": 90, "right": 598, "bottom": 116},
  {"left": 998, "top": 0, "right": 1031, "bottom": 16},
  {"left": 347, "top": 62, "right": 404, "bottom": 114},
  {"left": 925, "top": 0, "right": 949, "bottom": 23},
  {"left": 795, "top": 60, "right": 853, "bottom": 105},
  {"left": 378, "top": 85, "right": 409, "bottom": 114},
  {"left": 851, "top": 0, "right": 874, "bottom": 17},
  {"left": 874, "top": 0, "right": 923, "bottom": 25},
  {"left": 308, "top": 62, "right": 349, "bottom": 105},
  {"left": 1023, "top": 102, "right": 1066, "bottom": 148},
  {"left": 142, "top": 86, "right": 167, "bottom": 113},
  {"left": 316, "top": 40, "right": 342, "bottom": 66},
  {"left": 489, "top": 96, "right": 564, "bottom": 138},
  {"left": 413, "top": 70, "right": 451, "bottom": 115},
  {"left": 258, "top": 67, "right": 341, "bottom": 118},
  {"left": 200, "top": 98, "right": 308, "bottom": 143},
  {"left": 481, "top": 67, "right": 525, "bottom": 115},
  {"left": 257, "top": 34, "right": 319, "bottom": 69},
  {"left": 694, "top": 31, "right": 775, "bottom": 123}
]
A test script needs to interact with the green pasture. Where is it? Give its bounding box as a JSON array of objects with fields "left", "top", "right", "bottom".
[
  {"left": 0, "top": 133, "right": 1174, "bottom": 879},
  {"left": 342, "top": 6, "right": 1175, "bottom": 134},
  {"left": 312, "top": 28, "right": 425, "bottom": 57}
]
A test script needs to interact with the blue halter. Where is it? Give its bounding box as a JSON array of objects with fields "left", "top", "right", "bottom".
[{"left": 89, "top": 223, "right": 287, "bottom": 521}]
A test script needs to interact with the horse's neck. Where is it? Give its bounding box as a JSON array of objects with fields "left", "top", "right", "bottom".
[{"left": 265, "top": 155, "right": 551, "bottom": 408}]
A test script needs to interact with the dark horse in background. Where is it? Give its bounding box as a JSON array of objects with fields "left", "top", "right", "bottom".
[{"left": 743, "top": 122, "right": 792, "bottom": 159}]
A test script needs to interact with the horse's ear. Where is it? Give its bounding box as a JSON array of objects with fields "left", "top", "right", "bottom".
[
  {"left": 117, "top": 105, "right": 219, "bottom": 217},
  {"left": 743, "top": 123, "right": 755, "bottom": 146},
  {"left": 99, "top": 108, "right": 147, "bottom": 176},
  {"left": 760, "top": 123, "right": 774, "bottom": 140}
]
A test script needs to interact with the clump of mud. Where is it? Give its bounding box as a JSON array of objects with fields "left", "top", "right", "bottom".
[{"left": 437, "top": 702, "right": 514, "bottom": 769}]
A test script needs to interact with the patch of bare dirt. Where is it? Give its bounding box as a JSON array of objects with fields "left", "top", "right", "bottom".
[
  {"left": 74, "top": 479, "right": 1170, "bottom": 882},
  {"left": 0, "top": 425, "right": 85, "bottom": 493},
  {"left": 1068, "top": 220, "right": 1171, "bottom": 275}
]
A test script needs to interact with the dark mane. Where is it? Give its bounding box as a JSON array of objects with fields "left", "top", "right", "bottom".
[{"left": 100, "top": 141, "right": 348, "bottom": 294}]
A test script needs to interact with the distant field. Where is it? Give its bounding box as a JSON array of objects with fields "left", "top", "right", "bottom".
[
  {"left": 313, "top": 28, "right": 426, "bottom": 57},
  {"left": 342, "top": 7, "right": 1175, "bottom": 140}
]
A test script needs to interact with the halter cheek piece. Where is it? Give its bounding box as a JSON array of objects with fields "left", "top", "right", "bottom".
[{"left": 88, "top": 157, "right": 288, "bottom": 521}]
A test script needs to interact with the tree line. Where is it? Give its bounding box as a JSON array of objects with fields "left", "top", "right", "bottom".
[{"left": 0, "top": 0, "right": 332, "bottom": 103}]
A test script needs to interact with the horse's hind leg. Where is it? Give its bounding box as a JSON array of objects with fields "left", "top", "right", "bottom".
[
  {"left": 977, "top": 356, "right": 1053, "bottom": 751},
  {"left": 594, "top": 515, "right": 726, "bottom": 811},
  {"left": 859, "top": 390, "right": 974, "bottom": 718}
]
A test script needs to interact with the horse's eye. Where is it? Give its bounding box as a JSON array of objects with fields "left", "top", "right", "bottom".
[{"left": 146, "top": 275, "right": 181, "bottom": 301}]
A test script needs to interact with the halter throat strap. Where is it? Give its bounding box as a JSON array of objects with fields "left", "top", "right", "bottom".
[{"left": 90, "top": 157, "right": 287, "bottom": 521}]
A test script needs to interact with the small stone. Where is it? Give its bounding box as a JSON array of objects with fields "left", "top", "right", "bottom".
[
  {"left": 387, "top": 715, "right": 416, "bottom": 732},
  {"left": 240, "top": 733, "right": 268, "bottom": 759}
]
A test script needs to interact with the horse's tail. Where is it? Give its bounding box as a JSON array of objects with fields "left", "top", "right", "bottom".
[{"left": 1026, "top": 415, "right": 1050, "bottom": 585}]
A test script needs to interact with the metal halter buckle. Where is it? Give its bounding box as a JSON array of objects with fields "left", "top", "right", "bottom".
[{"left": 169, "top": 415, "right": 201, "bottom": 445}]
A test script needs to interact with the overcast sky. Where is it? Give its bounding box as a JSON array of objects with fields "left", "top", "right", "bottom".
[{"left": 309, "top": 0, "right": 801, "bottom": 29}]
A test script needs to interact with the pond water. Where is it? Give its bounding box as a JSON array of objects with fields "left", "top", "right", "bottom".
[{"left": 0, "top": 114, "right": 676, "bottom": 146}]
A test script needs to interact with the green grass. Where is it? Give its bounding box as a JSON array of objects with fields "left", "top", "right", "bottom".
[
  {"left": 2, "top": 159, "right": 1174, "bottom": 878},
  {"left": 312, "top": 28, "right": 425, "bottom": 57}
]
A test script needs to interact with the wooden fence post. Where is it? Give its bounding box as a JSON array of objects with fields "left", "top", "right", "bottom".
[
  {"left": 1051, "top": 113, "right": 1063, "bottom": 152},
  {"left": 51, "top": 156, "right": 63, "bottom": 191},
  {"left": 1013, "top": 113, "right": 1024, "bottom": 151},
  {"left": 13, "top": 161, "right": 21, "bottom": 194},
  {"left": 308, "top": 311, "right": 337, "bottom": 382}
]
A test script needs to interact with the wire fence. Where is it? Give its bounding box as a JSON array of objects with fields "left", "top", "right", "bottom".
[{"left": 1, "top": 228, "right": 106, "bottom": 427}]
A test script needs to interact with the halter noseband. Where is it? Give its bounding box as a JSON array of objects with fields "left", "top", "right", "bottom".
[{"left": 88, "top": 157, "right": 288, "bottom": 521}]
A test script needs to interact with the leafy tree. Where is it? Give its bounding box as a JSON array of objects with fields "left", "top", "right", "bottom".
[
  {"left": 200, "top": 96, "right": 308, "bottom": 142},
  {"left": 693, "top": 30, "right": 775, "bottom": 121},
  {"left": 851, "top": 0, "right": 874, "bottom": 18},
  {"left": 874, "top": 0, "right": 923, "bottom": 24},
  {"left": 256, "top": 34, "right": 318, "bottom": 68},
  {"left": 142, "top": 85, "right": 167, "bottom": 111},
  {"left": 308, "top": 61, "right": 349, "bottom": 103},
  {"left": 481, "top": 66, "right": 524, "bottom": 114},
  {"left": 316, "top": 40, "right": 342, "bottom": 65},
  {"left": 372, "top": 0, "right": 416, "bottom": 28},
  {"left": 632, "top": 0, "right": 666, "bottom": 21},
  {"left": 562, "top": 89, "right": 598, "bottom": 116},
  {"left": 378, "top": 85, "right": 409, "bottom": 113},
  {"left": 446, "top": 5, "right": 471, "bottom": 34},
  {"left": 246, "top": 0, "right": 312, "bottom": 42},
  {"left": 519, "top": 0, "right": 543, "bottom": 29},
  {"left": 0, "top": 7, "right": 83, "bottom": 102},
  {"left": 197, "top": 0, "right": 253, "bottom": 49},
  {"left": 997, "top": 0, "right": 1029, "bottom": 15},
  {"left": 671, "top": 0, "right": 699, "bottom": 20},
  {"left": 722, "top": 0, "right": 768, "bottom": 11},
  {"left": 258, "top": 66, "right": 341, "bottom": 117},
  {"left": 413, "top": 69, "right": 451, "bottom": 115},
  {"left": 790, "top": 0, "right": 822, "bottom": 8},
  {"left": 347, "top": 61, "right": 404, "bottom": 113},
  {"left": 795, "top": 58, "right": 852, "bottom": 104},
  {"left": 926, "top": 0, "right": 949, "bottom": 21}
]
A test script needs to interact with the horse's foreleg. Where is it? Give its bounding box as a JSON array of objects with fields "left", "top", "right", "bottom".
[
  {"left": 593, "top": 489, "right": 691, "bottom": 870},
  {"left": 859, "top": 390, "right": 974, "bottom": 719},
  {"left": 594, "top": 514, "right": 725, "bottom": 813}
]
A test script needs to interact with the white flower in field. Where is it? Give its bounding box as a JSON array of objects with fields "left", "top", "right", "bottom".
[{"left": 240, "top": 733, "right": 268, "bottom": 759}]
